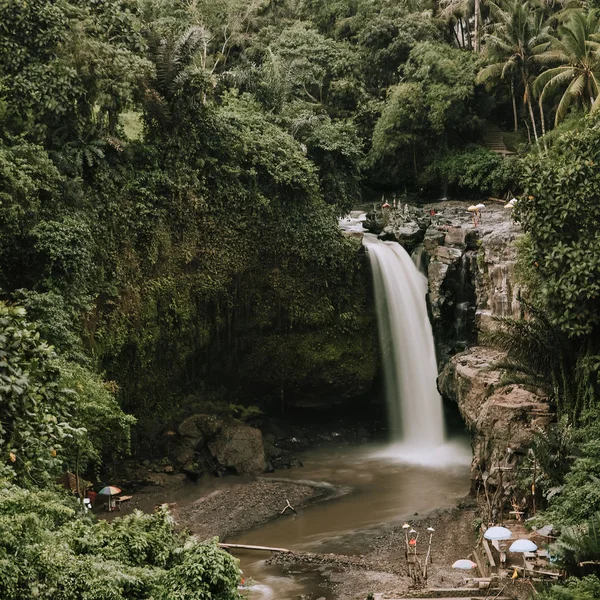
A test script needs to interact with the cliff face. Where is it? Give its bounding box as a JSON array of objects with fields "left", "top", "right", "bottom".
[
  {"left": 438, "top": 347, "right": 551, "bottom": 489},
  {"left": 362, "top": 200, "right": 524, "bottom": 358},
  {"left": 381, "top": 201, "right": 523, "bottom": 362},
  {"left": 474, "top": 218, "right": 524, "bottom": 332},
  {"left": 421, "top": 203, "right": 550, "bottom": 490}
]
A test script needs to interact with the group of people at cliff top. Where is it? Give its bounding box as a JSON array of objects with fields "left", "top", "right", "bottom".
[{"left": 379, "top": 195, "right": 518, "bottom": 228}]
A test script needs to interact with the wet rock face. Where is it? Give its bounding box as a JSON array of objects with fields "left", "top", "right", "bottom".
[
  {"left": 364, "top": 206, "right": 429, "bottom": 253},
  {"left": 475, "top": 219, "right": 524, "bottom": 332},
  {"left": 438, "top": 347, "right": 552, "bottom": 490}
]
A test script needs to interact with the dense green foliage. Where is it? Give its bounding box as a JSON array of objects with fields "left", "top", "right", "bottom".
[
  {"left": 517, "top": 114, "right": 600, "bottom": 337},
  {"left": 0, "top": 485, "right": 241, "bottom": 599},
  {"left": 4, "top": 0, "right": 600, "bottom": 452},
  {"left": 0, "top": 303, "right": 133, "bottom": 485},
  {"left": 422, "top": 147, "right": 517, "bottom": 197},
  {"left": 539, "top": 576, "right": 600, "bottom": 600},
  {"left": 0, "top": 0, "right": 383, "bottom": 448}
]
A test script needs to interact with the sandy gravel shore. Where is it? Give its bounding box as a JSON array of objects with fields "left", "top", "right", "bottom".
[{"left": 174, "top": 477, "right": 341, "bottom": 540}]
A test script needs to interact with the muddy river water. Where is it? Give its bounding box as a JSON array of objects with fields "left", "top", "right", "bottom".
[{"left": 231, "top": 441, "right": 472, "bottom": 599}]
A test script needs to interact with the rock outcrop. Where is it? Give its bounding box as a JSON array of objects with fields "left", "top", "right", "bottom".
[
  {"left": 438, "top": 347, "right": 553, "bottom": 491},
  {"left": 380, "top": 201, "right": 523, "bottom": 362},
  {"left": 474, "top": 219, "right": 524, "bottom": 332},
  {"left": 176, "top": 414, "right": 268, "bottom": 477},
  {"left": 362, "top": 200, "right": 554, "bottom": 504}
]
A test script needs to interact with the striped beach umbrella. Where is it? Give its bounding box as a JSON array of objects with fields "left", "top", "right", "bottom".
[{"left": 98, "top": 486, "right": 122, "bottom": 496}]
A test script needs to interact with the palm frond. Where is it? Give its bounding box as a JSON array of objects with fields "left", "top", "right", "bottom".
[
  {"left": 534, "top": 66, "right": 575, "bottom": 97},
  {"left": 555, "top": 74, "right": 580, "bottom": 123}
]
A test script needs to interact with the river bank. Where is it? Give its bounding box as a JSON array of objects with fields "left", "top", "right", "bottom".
[
  {"left": 174, "top": 477, "right": 343, "bottom": 541},
  {"left": 269, "top": 503, "right": 479, "bottom": 599},
  {"left": 174, "top": 444, "right": 473, "bottom": 599}
]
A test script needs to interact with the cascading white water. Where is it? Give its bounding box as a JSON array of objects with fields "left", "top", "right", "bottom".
[{"left": 364, "top": 233, "right": 445, "bottom": 449}]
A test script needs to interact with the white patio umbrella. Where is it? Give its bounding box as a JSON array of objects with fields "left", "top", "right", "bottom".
[
  {"left": 452, "top": 559, "right": 477, "bottom": 570},
  {"left": 509, "top": 539, "right": 538, "bottom": 553},
  {"left": 484, "top": 526, "right": 513, "bottom": 541},
  {"left": 509, "top": 539, "right": 538, "bottom": 578}
]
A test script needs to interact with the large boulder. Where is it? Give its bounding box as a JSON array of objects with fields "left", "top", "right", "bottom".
[
  {"left": 178, "top": 413, "right": 223, "bottom": 442},
  {"left": 423, "top": 228, "right": 446, "bottom": 254},
  {"left": 208, "top": 424, "right": 267, "bottom": 475},
  {"left": 379, "top": 220, "right": 426, "bottom": 251},
  {"left": 175, "top": 414, "right": 268, "bottom": 477},
  {"left": 176, "top": 414, "right": 225, "bottom": 469}
]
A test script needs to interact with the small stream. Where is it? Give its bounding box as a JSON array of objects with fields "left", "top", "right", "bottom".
[{"left": 232, "top": 441, "right": 471, "bottom": 599}]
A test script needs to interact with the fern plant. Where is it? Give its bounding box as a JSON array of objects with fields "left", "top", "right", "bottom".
[
  {"left": 481, "top": 299, "right": 599, "bottom": 423},
  {"left": 553, "top": 512, "right": 600, "bottom": 575}
]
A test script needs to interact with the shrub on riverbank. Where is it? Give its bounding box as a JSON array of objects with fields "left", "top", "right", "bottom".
[{"left": 0, "top": 484, "right": 241, "bottom": 600}]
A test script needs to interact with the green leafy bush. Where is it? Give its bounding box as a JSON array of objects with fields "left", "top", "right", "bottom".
[
  {"left": 0, "top": 484, "right": 241, "bottom": 599},
  {"left": 0, "top": 303, "right": 134, "bottom": 485},
  {"left": 539, "top": 576, "right": 600, "bottom": 600},
  {"left": 541, "top": 414, "right": 600, "bottom": 525},
  {"left": 551, "top": 512, "right": 600, "bottom": 574},
  {"left": 424, "top": 148, "right": 518, "bottom": 198},
  {"left": 516, "top": 113, "right": 600, "bottom": 337}
]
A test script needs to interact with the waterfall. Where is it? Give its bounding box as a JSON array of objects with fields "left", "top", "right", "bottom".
[
  {"left": 364, "top": 233, "right": 445, "bottom": 450},
  {"left": 411, "top": 245, "right": 427, "bottom": 275}
]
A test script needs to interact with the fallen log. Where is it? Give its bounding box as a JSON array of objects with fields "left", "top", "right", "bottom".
[{"left": 218, "top": 543, "right": 291, "bottom": 554}]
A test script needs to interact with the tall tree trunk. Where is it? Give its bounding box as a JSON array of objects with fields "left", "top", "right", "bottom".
[
  {"left": 511, "top": 81, "right": 518, "bottom": 132},
  {"left": 464, "top": 15, "right": 472, "bottom": 50},
  {"left": 452, "top": 21, "right": 462, "bottom": 49},
  {"left": 459, "top": 18, "right": 466, "bottom": 49},
  {"left": 413, "top": 142, "right": 418, "bottom": 178},
  {"left": 539, "top": 97, "right": 548, "bottom": 153},
  {"left": 524, "top": 115, "right": 532, "bottom": 144},
  {"left": 474, "top": 0, "right": 481, "bottom": 52},
  {"left": 525, "top": 83, "right": 539, "bottom": 145}
]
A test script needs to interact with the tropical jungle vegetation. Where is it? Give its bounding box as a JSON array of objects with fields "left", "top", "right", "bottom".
[{"left": 1, "top": 0, "right": 600, "bottom": 596}]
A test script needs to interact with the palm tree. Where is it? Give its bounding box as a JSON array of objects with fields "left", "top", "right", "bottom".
[
  {"left": 534, "top": 10, "right": 600, "bottom": 125},
  {"left": 439, "top": 0, "right": 476, "bottom": 50},
  {"left": 481, "top": 299, "right": 584, "bottom": 420},
  {"left": 476, "top": 0, "right": 552, "bottom": 141},
  {"left": 483, "top": 299, "right": 599, "bottom": 423}
]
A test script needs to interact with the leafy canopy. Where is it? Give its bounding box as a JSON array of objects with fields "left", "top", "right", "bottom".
[{"left": 516, "top": 112, "right": 600, "bottom": 337}]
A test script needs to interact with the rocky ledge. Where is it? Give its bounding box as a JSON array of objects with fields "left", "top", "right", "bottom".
[
  {"left": 438, "top": 346, "right": 553, "bottom": 494},
  {"left": 364, "top": 200, "right": 524, "bottom": 363}
]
